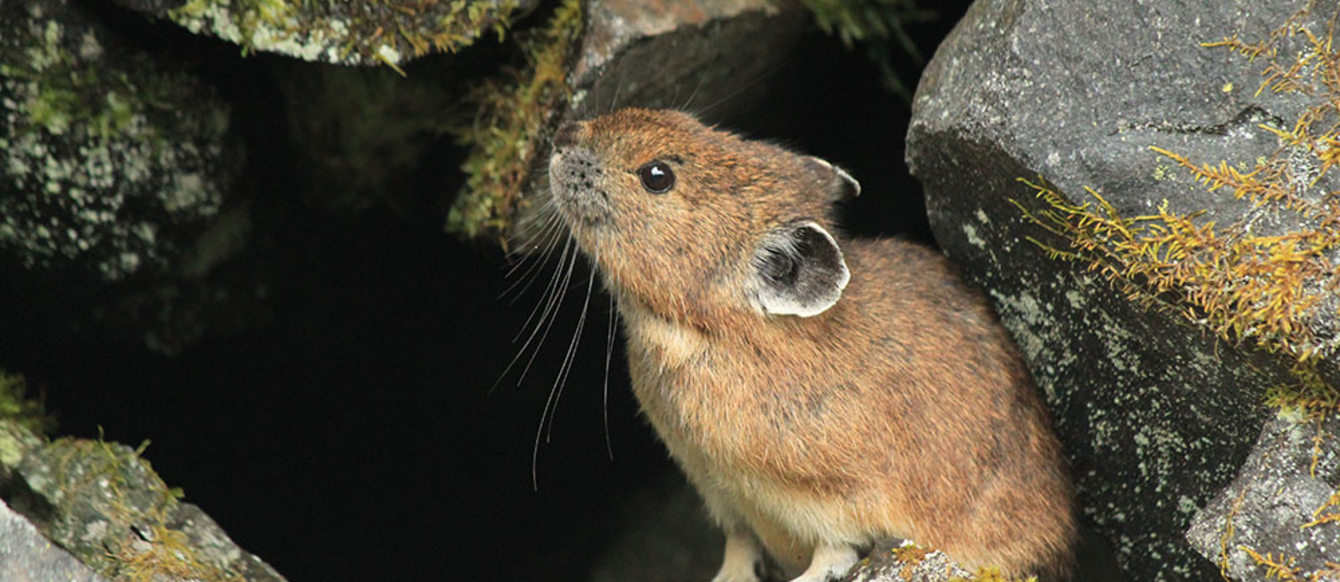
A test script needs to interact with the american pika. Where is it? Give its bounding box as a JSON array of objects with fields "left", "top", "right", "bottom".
[{"left": 546, "top": 108, "right": 1076, "bottom": 581}]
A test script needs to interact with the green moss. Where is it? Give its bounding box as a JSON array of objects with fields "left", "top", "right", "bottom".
[
  {"left": 445, "top": 0, "right": 583, "bottom": 241},
  {"left": 5, "top": 21, "right": 133, "bottom": 140},
  {"left": 168, "top": 0, "right": 520, "bottom": 67},
  {"left": 33, "top": 437, "right": 242, "bottom": 581},
  {"left": 1012, "top": 4, "right": 1340, "bottom": 413},
  {"left": 0, "top": 370, "right": 55, "bottom": 436},
  {"left": 0, "top": 8, "right": 231, "bottom": 279}
]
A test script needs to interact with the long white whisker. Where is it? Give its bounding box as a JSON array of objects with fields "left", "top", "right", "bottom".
[
  {"left": 516, "top": 243, "right": 581, "bottom": 386},
  {"left": 532, "top": 251, "right": 595, "bottom": 490},
  {"left": 500, "top": 199, "right": 564, "bottom": 297},
  {"left": 603, "top": 289, "right": 619, "bottom": 460},
  {"left": 543, "top": 261, "right": 597, "bottom": 443},
  {"left": 490, "top": 234, "right": 573, "bottom": 394}
]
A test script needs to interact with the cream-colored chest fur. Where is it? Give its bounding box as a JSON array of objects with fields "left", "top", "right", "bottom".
[{"left": 619, "top": 307, "right": 890, "bottom": 570}]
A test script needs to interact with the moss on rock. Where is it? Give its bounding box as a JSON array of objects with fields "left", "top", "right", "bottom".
[
  {"left": 1, "top": 0, "right": 233, "bottom": 281},
  {"left": 158, "top": 0, "right": 525, "bottom": 67}
]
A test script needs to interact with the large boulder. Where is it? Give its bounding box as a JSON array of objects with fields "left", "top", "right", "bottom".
[
  {"left": 1, "top": 0, "right": 264, "bottom": 354},
  {"left": 111, "top": 0, "right": 538, "bottom": 67},
  {"left": 0, "top": 498, "right": 105, "bottom": 582},
  {"left": 1186, "top": 413, "right": 1340, "bottom": 582},
  {"left": 1, "top": 430, "right": 285, "bottom": 580},
  {"left": 906, "top": 0, "right": 1338, "bottom": 579}
]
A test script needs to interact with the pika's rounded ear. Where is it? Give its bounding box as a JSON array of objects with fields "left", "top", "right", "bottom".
[
  {"left": 805, "top": 156, "right": 861, "bottom": 200},
  {"left": 751, "top": 221, "right": 851, "bottom": 317}
]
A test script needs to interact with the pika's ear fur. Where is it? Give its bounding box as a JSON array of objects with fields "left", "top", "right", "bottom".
[
  {"left": 751, "top": 221, "right": 851, "bottom": 317},
  {"left": 806, "top": 156, "right": 861, "bottom": 200}
]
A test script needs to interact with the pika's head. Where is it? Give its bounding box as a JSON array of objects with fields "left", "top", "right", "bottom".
[{"left": 548, "top": 108, "right": 859, "bottom": 326}]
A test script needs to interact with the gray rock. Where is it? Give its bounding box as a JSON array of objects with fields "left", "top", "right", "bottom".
[
  {"left": 842, "top": 541, "right": 974, "bottom": 582},
  {"left": 565, "top": 0, "right": 810, "bottom": 118},
  {"left": 1, "top": 0, "right": 233, "bottom": 281},
  {"left": 114, "top": 0, "right": 537, "bottom": 67},
  {"left": 2, "top": 437, "right": 285, "bottom": 581},
  {"left": 905, "top": 0, "right": 1337, "bottom": 579},
  {"left": 1186, "top": 413, "right": 1340, "bottom": 581},
  {"left": 0, "top": 497, "right": 106, "bottom": 582},
  {"left": 1, "top": 0, "right": 266, "bottom": 354}
]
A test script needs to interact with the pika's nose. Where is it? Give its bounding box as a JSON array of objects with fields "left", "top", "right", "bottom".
[{"left": 552, "top": 121, "right": 580, "bottom": 148}]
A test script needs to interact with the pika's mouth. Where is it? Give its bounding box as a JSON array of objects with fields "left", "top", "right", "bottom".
[{"left": 548, "top": 145, "right": 612, "bottom": 226}]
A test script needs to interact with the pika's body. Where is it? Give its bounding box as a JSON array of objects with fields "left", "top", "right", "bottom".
[{"left": 547, "top": 109, "right": 1076, "bottom": 582}]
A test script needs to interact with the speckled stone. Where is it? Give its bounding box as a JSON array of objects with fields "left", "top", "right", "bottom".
[
  {"left": 904, "top": 0, "right": 1335, "bottom": 579},
  {"left": 1186, "top": 413, "right": 1340, "bottom": 582},
  {"left": 1, "top": 0, "right": 267, "bottom": 354},
  {"left": 3, "top": 437, "right": 286, "bottom": 581},
  {"left": 112, "top": 0, "right": 539, "bottom": 66},
  {"left": 0, "top": 498, "right": 106, "bottom": 582},
  {"left": 1, "top": 0, "right": 232, "bottom": 282}
]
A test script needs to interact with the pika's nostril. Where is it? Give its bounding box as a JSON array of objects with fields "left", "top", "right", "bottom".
[{"left": 553, "top": 121, "right": 581, "bottom": 148}]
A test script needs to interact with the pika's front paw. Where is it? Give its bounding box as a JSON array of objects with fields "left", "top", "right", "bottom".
[
  {"left": 785, "top": 544, "right": 858, "bottom": 582},
  {"left": 711, "top": 531, "right": 767, "bottom": 582}
]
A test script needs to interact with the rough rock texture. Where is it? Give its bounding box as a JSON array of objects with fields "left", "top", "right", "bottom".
[
  {"left": 1, "top": 0, "right": 265, "bottom": 354},
  {"left": 501, "top": 0, "right": 812, "bottom": 241},
  {"left": 113, "top": 0, "right": 537, "bottom": 67},
  {"left": 1186, "top": 413, "right": 1340, "bottom": 581},
  {"left": 0, "top": 432, "right": 285, "bottom": 581},
  {"left": 904, "top": 0, "right": 1337, "bottom": 579},
  {"left": 566, "top": 0, "right": 808, "bottom": 117},
  {"left": 842, "top": 541, "right": 973, "bottom": 582},
  {"left": 0, "top": 498, "right": 106, "bottom": 582},
  {"left": 1, "top": 0, "right": 232, "bottom": 281}
]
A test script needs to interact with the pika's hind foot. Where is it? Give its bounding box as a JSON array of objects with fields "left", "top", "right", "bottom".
[
  {"left": 711, "top": 530, "right": 766, "bottom": 582},
  {"left": 787, "top": 543, "right": 858, "bottom": 582}
]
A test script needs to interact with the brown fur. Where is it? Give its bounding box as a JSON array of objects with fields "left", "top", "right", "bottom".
[{"left": 548, "top": 108, "right": 1077, "bottom": 579}]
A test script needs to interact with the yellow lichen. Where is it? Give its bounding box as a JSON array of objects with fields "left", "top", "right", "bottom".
[
  {"left": 1219, "top": 491, "right": 1248, "bottom": 579},
  {"left": 1238, "top": 546, "right": 1340, "bottom": 582},
  {"left": 891, "top": 542, "right": 932, "bottom": 580},
  {"left": 445, "top": 0, "right": 583, "bottom": 241},
  {"left": 1302, "top": 486, "right": 1340, "bottom": 529},
  {"left": 945, "top": 566, "right": 1037, "bottom": 582},
  {"left": 1241, "top": 547, "right": 1305, "bottom": 581},
  {"left": 1014, "top": 2, "right": 1340, "bottom": 412}
]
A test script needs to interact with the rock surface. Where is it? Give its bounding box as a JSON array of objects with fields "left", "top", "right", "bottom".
[
  {"left": 1186, "top": 413, "right": 1340, "bottom": 581},
  {"left": 0, "top": 497, "right": 106, "bottom": 582},
  {"left": 906, "top": 0, "right": 1338, "bottom": 579},
  {"left": 843, "top": 541, "right": 974, "bottom": 582},
  {"left": 0, "top": 425, "right": 285, "bottom": 581},
  {"left": 1, "top": 0, "right": 233, "bottom": 281},
  {"left": 112, "top": 0, "right": 537, "bottom": 67},
  {"left": 1, "top": 0, "right": 265, "bottom": 354}
]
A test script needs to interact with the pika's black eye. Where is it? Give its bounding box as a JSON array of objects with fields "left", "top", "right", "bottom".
[{"left": 638, "top": 160, "right": 675, "bottom": 193}]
